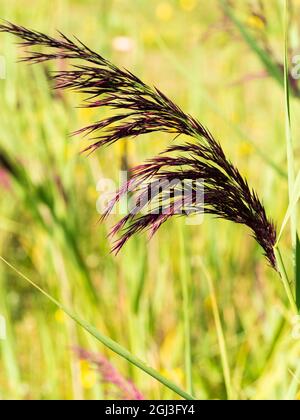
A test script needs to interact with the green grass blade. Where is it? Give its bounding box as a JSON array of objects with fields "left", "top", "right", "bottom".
[
  {"left": 276, "top": 0, "right": 299, "bottom": 314},
  {"left": 283, "top": 0, "right": 299, "bottom": 310},
  {"left": 274, "top": 247, "right": 298, "bottom": 315},
  {"left": 0, "top": 255, "right": 195, "bottom": 401},
  {"left": 219, "top": 0, "right": 283, "bottom": 87}
]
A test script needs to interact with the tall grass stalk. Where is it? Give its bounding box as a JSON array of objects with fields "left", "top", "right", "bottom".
[
  {"left": 202, "top": 264, "right": 234, "bottom": 400},
  {"left": 179, "top": 227, "right": 193, "bottom": 395},
  {"left": 273, "top": 0, "right": 300, "bottom": 316},
  {"left": 283, "top": 0, "right": 300, "bottom": 312},
  {"left": 0, "top": 255, "right": 195, "bottom": 401},
  {"left": 284, "top": 0, "right": 296, "bottom": 249}
]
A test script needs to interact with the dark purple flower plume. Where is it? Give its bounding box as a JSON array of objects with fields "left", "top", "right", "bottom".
[{"left": 0, "top": 22, "right": 277, "bottom": 269}]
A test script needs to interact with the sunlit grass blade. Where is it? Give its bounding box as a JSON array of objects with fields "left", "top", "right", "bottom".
[
  {"left": 296, "top": 234, "right": 300, "bottom": 311},
  {"left": 201, "top": 264, "right": 234, "bottom": 400},
  {"left": 285, "top": 365, "right": 300, "bottom": 400},
  {"left": 179, "top": 225, "right": 193, "bottom": 395},
  {"left": 0, "top": 255, "right": 195, "bottom": 401},
  {"left": 256, "top": 317, "right": 286, "bottom": 379}
]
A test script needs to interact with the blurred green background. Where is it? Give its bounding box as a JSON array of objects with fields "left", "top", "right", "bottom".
[{"left": 0, "top": 0, "right": 300, "bottom": 400}]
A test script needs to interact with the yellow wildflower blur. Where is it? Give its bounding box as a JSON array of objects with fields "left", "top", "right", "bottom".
[
  {"left": 80, "top": 360, "right": 97, "bottom": 389},
  {"left": 156, "top": 2, "right": 174, "bottom": 22},
  {"left": 54, "top": 309, "right": 66, "bottom": 324},
  {"left": 238, "top": 142, "right": 254, "bottom": 157},
  {"left": 161, "top": 367, "right": 184, "bottom": 386},
  {"left": 180, "top": 0, "right": 197, "bottom": 12},
  {"left": 87, "top": 185, "right": 99, "bottom": 202},
  {"left": 142, "top": 27, "right": 157, "bottom": 47},
  {"left": 247, "top": 15, "right": 265, "bottom": 31}
]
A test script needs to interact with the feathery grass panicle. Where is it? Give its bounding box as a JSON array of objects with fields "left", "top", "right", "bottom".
[
  {"left": 0, "top": 21, "right": 277, "bottom": 269},
  {"left": 104, "top": 142, "right": 277, "bottom": 269},
  {"left": 75, "top": 348, "right": 144, "bottom": 400}
]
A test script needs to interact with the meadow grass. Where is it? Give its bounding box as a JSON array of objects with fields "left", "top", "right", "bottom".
[{"left": 0, "top": 0, "right": 300, "bottom": 400}]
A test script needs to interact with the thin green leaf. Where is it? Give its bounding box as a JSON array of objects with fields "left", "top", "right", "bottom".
[
  {"left": 283, "top": 0, "right": 296, "bottom": 249},
  {"left": 277, "top": 0, "right": 299, "bottom": 313}
]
